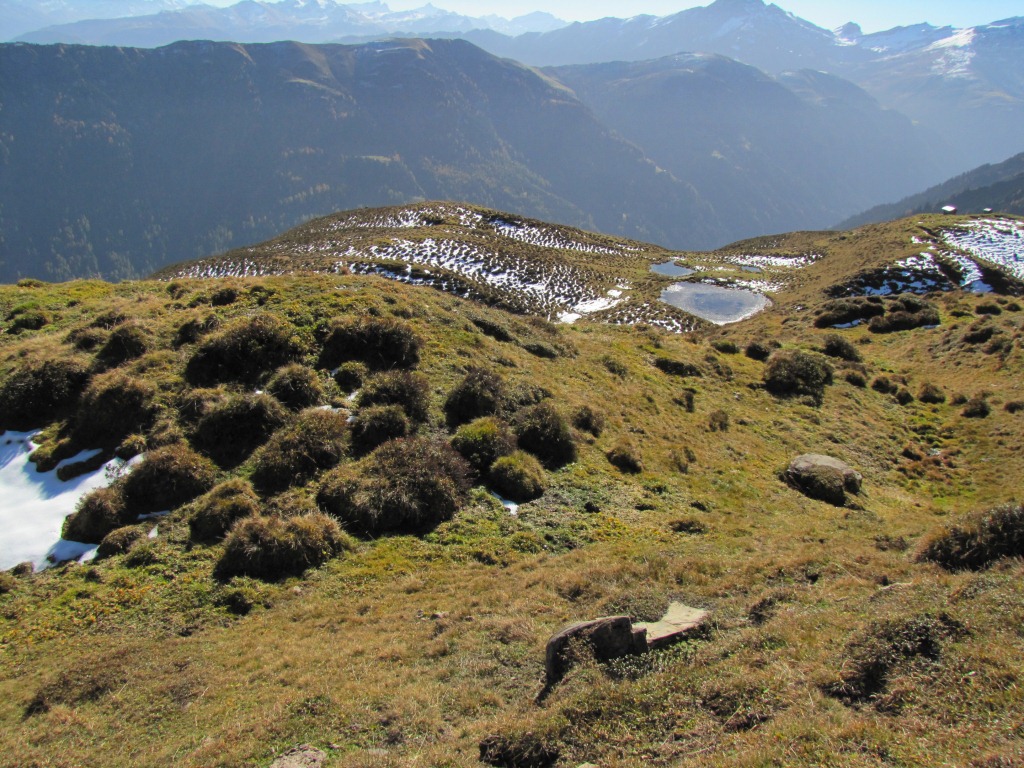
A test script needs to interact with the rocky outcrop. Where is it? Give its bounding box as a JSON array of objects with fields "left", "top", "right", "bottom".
[{"left": 785, "top": 454, "right": 862, "bottom": 506}]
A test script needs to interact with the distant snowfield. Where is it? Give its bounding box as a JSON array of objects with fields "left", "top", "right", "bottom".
[{"left": 0, "top": 431, "right": 124, "bottom": 571}]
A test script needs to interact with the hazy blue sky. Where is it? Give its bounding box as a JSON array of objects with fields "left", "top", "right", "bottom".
[{"left": 384, "top": 0, "right": 1022, "bottom": 33}]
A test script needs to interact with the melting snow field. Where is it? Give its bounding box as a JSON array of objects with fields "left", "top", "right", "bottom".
[
  {"left": 941, "top": 219, "right": 1024, "bottom": 281},
  {"left": 0, "top": 431, "right": 124, "bottom": 570}
]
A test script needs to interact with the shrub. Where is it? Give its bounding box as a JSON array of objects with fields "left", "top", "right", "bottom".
[
  {"left": 1005, "top": 401, "right": 1024, "bottom": 414},
  {"left": 444, "top": 367, "right": 506, "bottom": 427},
  {"left": 191, "top": 393, "right": 289, "bottom": 467},
  {"left": 95, "top": 323, "right": 150, "bottom": 369},
  {"left": 962, "top": 396, "right": 991, "bottom": 419},
  {"left": 917, "top": 503, "right": 1024, "bottom": 570},
  {"left": 333, "top": 361, "right": 368, "bottom": 393},
  {"left": 869, "top": 307, "right": 940, "bottom": 334},
  {"left": 318, "top": 316, "right": 421, "bottom": 370},
  {"left": 606, "top": 439, "right": 643, "bottom": 474},
  {"left": 654, "top": 357, "right": 703, "bottom": 377},
  {"left": 188, "top": 479, "right": 261, "bottom": 542},
  {"left": 450, "top": 417, "right": 516, "bottom": 473},
  {"left": 217, "top": 513, "right": 353, "bottom": 581},
  {"left": 918, "top": 382, "right": 946, "bottom": 404},
  {"left": 62, "top": 488, "right": 131, "bottom": 544},
  {"left": 350, "top": 405, "right": 411, "bottom": 455},
  {"left": 0, "top": 356, "right": 91, "bottom": 430},
  {"left": 119, "top": 444, "right": 217, "bottom": 516},
  {"left": 513, "top": 402, "right": 577, "bottom": 468},
  {"left": 895, "top": 388, "right": 914, "bottom": 406},
  {"left": 489, "top": 451, "right": 546, "bottom": 501},
  {"left": 210, "top": 287, "right": 238, "bottom": 306},
  {"left": 358, "top": 371, "right": 431, "bottom": 423},
  {"left": 821, "top": 334, "right": 862, "bottom": 362},
  {"left": 571, "top": 405, "right": 605, "bottom": 437},
  {"left": 763, "top": 351, "right": 833, "bottom": 405},
  {"left": 711, "top": 339, "right": 740, "bottom": 355},
  {"left": 250, "top": 409, "right": 348, "bottom": 494},
  {"left": 73, "top": 371, "right": 157, "bottom": 445},
  {"left": 266, "top": 364, "right": 325, "bottom": 411},
  {"left": 317, "top": 438, "right": 471, "bottom": 535},
  {"left": 96, "top": 526, "right": 147, "bottom": 560},
  {"left": 744, "top": 340, "right": 772, "bottom": 361},
  {"left": 844, "top": 371, "right": 867, "bottom": 388},
  {"left": 814, "top": 298, "right": 884, "bottom": 329},
  {"left": 708, "top": 409, "right": 730, "bottom": 432},
  {"left": 186, "top": 314, "right": 304, "bottom": 386},
  {"left": 976, "top": 302, "right": 1002, "bottom": 316},
  {"left": 871, "top": 376, "right": 899, "bottom": 395}
]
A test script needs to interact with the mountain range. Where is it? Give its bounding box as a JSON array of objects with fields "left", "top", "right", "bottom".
[{"left": 0, "top": 37, "right": 954, "bottom": 283}]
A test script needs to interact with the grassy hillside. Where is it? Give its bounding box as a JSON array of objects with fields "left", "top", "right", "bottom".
[{"left": 1, "top": 209, "right": 1024, "bottom": 766}]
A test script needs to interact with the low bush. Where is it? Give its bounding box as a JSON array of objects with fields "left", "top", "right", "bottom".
[
  {"left": 317, "top": 438, "right": 471, "bottom": 535},
  {"left": 217, "top": 513, "right": 353, "bottom": 581},
  {"left": 763, "top": 350, "right": 833, "bottom": 405},
  {"left": 62, "top": 488, "right": 131, "bottom": 544},
  {"left": 250, "top": 409, "right": 348, "bottom": 494},
  {"left": 350, "top": 405, "right": 411, "bottom": 455},
  {"left": 333, "top": 361, "right": 367, "bottom": 393},
  {"left": 975, "top": 302, "right": 1002, "bottom": 316},
  {"left": 653, "top": 357, "right": 703, "bottom": 377},
  {"left": 962, "top": 396, "right": 991, "bottom": 419},
  {"left": 871, "top": 376, "right": 899, "bottom": 395},
  {"left": 821, "top": 334, "right": 862, "bottom": 362},
  {"left": 191, "top": 393, "right": 289, "bottom": 468},
  {"left": 814, "top": 298, "right": 884, "bottom": 329},
  {"left": 606, "top": 439, "right": 643, "bottom": 474},
  {"left": 523, "top": 341, "right": 558, "bottom": 359},
  {"left": 266, "top": 364, "right": 325, "bottom": 411},
  {"left": 0, "top": 356, "right": 91, "bottom": 430},
  {"left": 918, "top": 382, "right": 946, "bottom": 404},
  {"left": 489, "top": 451, "right": 547, "bottom": 501},
  {"left": 73, "top": 371, "right": 157, "bottom": 445},
  {"left": 895, "top": 388, "right": 914, "bottom": 405},
  {"left": 95, "top": 323, "right": 150, "bottom": 369},
  {"left": 450, "top": 417, "right": 516, "bottom": 473},
  {"left": 744, "top": 340, "right": 772, "bottom": 361},
  {"left": 358, "top": 371, "right": 431, "bottom": 423},
  {"left": 186, "top": 314, "right": 304, "bottom": 386},
  {"left": 119, "top": 444, "right": 217, "bottom": 516},
  {"left": 963, "top": 323, "right": 996, "bottom": 345},
  {"left": 513, "top": 402, "right": 577, "bottom": 468},
  {"left": 571, "top": 405, "right": 605, "bottom": 437},
  {"left": 917, "top": 503, "right": 1024, "bottom": 570},
  {"left": 868, "top": 307, "right": 940, "bottom": 334},
  {"left": 96, "top": 526, "right": 147, "bottom": 560},
  {"left": 318, "top": 316, "right": 421, "bottom": 370},
  {"left": 444, "top": 367, "right": 506, "bottom": 427},
  {"left": 188, "top": 478, "right": 262, "bottom": 542},
  {"left": 844, "top": 371, "right": 867, "bottom": 388}
]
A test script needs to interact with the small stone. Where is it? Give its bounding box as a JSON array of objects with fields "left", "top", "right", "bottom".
[{"left": 269, "top": 744, "right": 327, "bottom": 768}]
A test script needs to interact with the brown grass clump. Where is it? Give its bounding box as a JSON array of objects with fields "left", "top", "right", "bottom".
[
  {"left": 185, "top": 314, "right": 304, "bottom": 386},
  {"left": 489, "top": 450, "right": 546, "bottom": 501},
  {"left": 94, "top": 322, "right": 151, "bottom": 369},
  {"left": 317, "top": 438, "right": 471, "bottom": 535},
  {"left": 450, "top": 416, "right": 516, "bottom": 474},
  {"left": 821, "top": 333, "right": 862, "bottom": 362},
  {"left": 73, "top": 371, "right": 157, "bottom": 445},
  {"left": 571, "top": 405, "right": 605, "bottom": 437},
  {"left": 513, "top": 401, "right": 577, "bottom": 468},
  {"left": 358, "top": 371, "right": 431, "bottom": 423},
  {"left": 605, "top": 438, "right": 643, "bottom": 474},
  {"left": 318, "top": 316, "right": 421, "bottom": 371},
  {"left": 119, "top": 444, "right": 217, "bottom": 516},
  {"left": 191, "top": 393, "right": 289, "bottom": 468},
  {"left": 349, "top": 405, "right": 411, "bottom": 455},
  {"left": 95, "top": 525, "right": 148, "bottom": 560},
  {"left": 62, "top": 487, "right": 131, "bottom": 544},
  {"left": 250, "top": 409, "right": 348, "bottom": 494},
  {"left": 265, "top": 364, "right": 325, "bottom": 411},
  {"left": 918, "top": 382, "right": 947, "bottom": 404},
  {"left": 0, "top": 355, "right": 91, "bottom": 430},
  {"left": 216, "top": 513, "right": 353, "bottom": 581},
  {"left": 188, "top": 479, "right": 262, "bottom": 542},
  {"left": 917, "top": 503, "right": 1024, "bottom": 570},
  {"left": 332, "top": 361, "right": 367, "bottom": 392},
  {"left": 479, "top": 731, "right": 559, "bottom": 768},
  {"left": 444, "top": 367, "right": 506, "bottom": 427},
  {"left": 962, "top": 395, "right": 991, "bottom": 418},
  {"left": 744, "top": 339, "right": 773, "bottom": 361}
]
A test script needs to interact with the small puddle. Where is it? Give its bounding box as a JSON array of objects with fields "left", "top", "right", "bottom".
[
  {"left": 660, "top": 282, "right": 769, "bottom": 325},
  {"left": 651, "top": 261, "right": 695, "bottom": 277}
]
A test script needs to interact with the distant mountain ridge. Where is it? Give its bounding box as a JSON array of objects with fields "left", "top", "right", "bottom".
[
  {"left": 841, "top": 152, "right": 1024, "bottom": 229},
  {"left": 11, "top": 0, "right": 564, "bottom": 45}
]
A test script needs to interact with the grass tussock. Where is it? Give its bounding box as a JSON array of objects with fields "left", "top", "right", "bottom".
[
  {"left": 917, "top": 503, "right": 1024, "bottom": 570},
  {"left": 216, "top": 513, "right": 353, "bottom": 581},
  {"left": 265, "top": 364, "right": 325, "bottom": 411},
  {"left": 73, "top": 371, "right": 157, "bottom": 445},
  {"left": 350, "top": 405, "right": 411, "bottom": 455},
  {"left": 250, "top": 409, "right": 348, "bottom": 494},
  {"left": 188, "top": 479, "right": 262, "bottom": 543},
  {"left": 191, "top": 393, "right": 289, "bottom": 468},
  {"left": 186, "top": 314, "right": 305, "bottom": 386},
  {"left": 489, "top": 450, "right": 547, "bottom": 501},
  {"left": 763, "top": 350, "right": 833, "bottom": 405},
  {"left": 358, "top": 370, "right": 431, "bottom": 423},
  {"left": 450, "top": 417, "right": 516, "bottom": 474},
  {"left": 513, "top": 401, "right": 577, "bottom": 468},
  {"left": 444, "top": 367, "right": 506, "bottom": 427},
  {"left": 0, "top": 355, "right": 91, "bottom": 430},
  {"left": 318, "top": 316, "right": 421, "bottom": 371},
  {"left": 118, "top": 443, "right": 217, "bottom": 516}
]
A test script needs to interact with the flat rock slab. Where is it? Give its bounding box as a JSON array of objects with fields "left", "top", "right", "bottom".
[
  {"left": 270, "top": 745, "right": 327, "bottom": 768},
  {"left": 635, "top": 602, "right": 710, "bottom": 649}
]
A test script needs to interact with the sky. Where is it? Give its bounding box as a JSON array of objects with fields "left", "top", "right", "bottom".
[{"left": 382, "top": 0, "right": 1023, "bottom": 33}]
